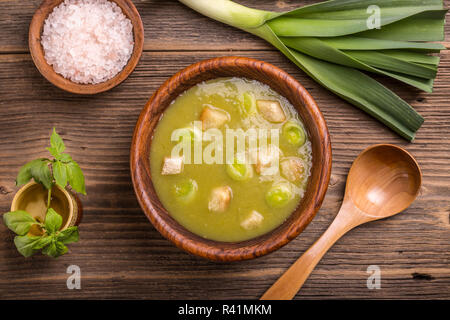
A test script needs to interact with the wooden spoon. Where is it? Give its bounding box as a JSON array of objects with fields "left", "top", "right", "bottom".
[{"left": 261, "top": 144, "right": 422, "bottom": 300}]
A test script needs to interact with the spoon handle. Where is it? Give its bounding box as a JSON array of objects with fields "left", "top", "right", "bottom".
[{"left": 261, "top": 200, "right": 364, "bottom": 300}]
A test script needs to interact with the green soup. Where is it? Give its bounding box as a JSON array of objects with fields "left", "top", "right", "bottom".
[{"left": 150, "top": 78, "right": 312, "bottom": 242}]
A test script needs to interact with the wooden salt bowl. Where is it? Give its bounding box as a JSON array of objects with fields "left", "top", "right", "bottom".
[{"left": 29, "top": 0, "right": 144, "bottom": 94}]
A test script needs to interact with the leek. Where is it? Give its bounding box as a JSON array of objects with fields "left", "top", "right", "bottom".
[
  {"left": 265, "top": 184, "right": 293, "bottom": 208},
  {"left": 173, "top": 179, "right": 198, "bottom": 203},
  {"left": 226, "top": 160, "right": 254, "bottom": 181},
  {"left": 282, "top": 120, "right": 306, "bottom": 147},
  {"left": 242, "top": 91, "right": 257, "bottom": 115},
  {"left": 178, "top": 0, "right": 448, "bottom": 141}
]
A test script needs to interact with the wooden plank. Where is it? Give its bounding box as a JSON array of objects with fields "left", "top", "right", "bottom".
[
  {"left": 0, "top": 0, "right": 269, "bottom": 53},
  {"left": 1, "top": 0, "right": 449, "bottom": 53},
  {"left": 0, "top": 49, "right": 449, "bottom": 299}
]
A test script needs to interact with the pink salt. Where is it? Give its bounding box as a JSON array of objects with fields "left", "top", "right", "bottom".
[{"left": 41, "top": 0, "right": 134, "bottom": 84}]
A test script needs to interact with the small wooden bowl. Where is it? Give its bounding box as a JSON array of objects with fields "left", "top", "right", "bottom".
[
  {"left": 131, "top": 57, "right": 332, "bottom": 261},
  {"left": 11, "top": 182, "right": 83, "bottom": 233},
  {"left": 29, "top": 0, "right": 144, "bottom": 94}
]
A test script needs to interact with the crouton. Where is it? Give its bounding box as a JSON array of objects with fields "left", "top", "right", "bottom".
[
  {"left": 208, "top": 186, "right": 232, "bottom": 212},
  {"left": 200, "top": 105, "right": 230, "bottom": 130},
  {"left": 240, "top": 210, "right": 264, "bottom": 230},
  {"left": 254, "top": 146, "right": 280, "bottom": 176},
  {"left": 161, "top": 156, "right": 184, "bottom": 175},
  {"left": 280, "top": 157, "right": 304, "bottom": 182},
  {"left": 256, "top": 100, "right": 286, "bottom": 123}
]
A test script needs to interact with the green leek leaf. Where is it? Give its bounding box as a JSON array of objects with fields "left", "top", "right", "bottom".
[
  {"left": 290, "top": 50, "right": 424, "bottom": 141},
  {"left": 378, "top": 50, "right": 440, "bottom": 65},
  {"left": 259, "top": 25, "right": 423, "bottom": 140},
  {"left": 344, "top": 50, "right": 437, "bottom": 79},
  {"left": 282, "top": 37, "right": 434, "bottom": 92},
  {"left": 357, "top": 10, "right": 447, "bottom": 41},
  {"left": 178, "top": 0, "right": 446, "bottom": 140},
  {"left": 268, "top": 0, "right": 443, "bottom": 37},
  {"left": 319, "top": 36, "right": 445, "bottom": 52},
  {"left": 282, "top": 0, "right": 443, "bottom": 18}
]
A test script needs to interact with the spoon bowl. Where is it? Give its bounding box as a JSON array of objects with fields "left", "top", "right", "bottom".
[
  {"left": 261, "top": 144, "right": 422, "bottom": 300},
  {"left": 347, "top": 144, "right": 422, "bottom": 218}
]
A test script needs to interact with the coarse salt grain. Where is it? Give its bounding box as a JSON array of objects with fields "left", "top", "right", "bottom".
[{"left": 41, "top": 0, "right": 134, "bottom": 84}]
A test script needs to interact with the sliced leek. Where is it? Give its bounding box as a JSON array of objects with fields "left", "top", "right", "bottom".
[
  {"left": 265, "top": 184, "right": 292, "bottom": 208},
  {"left": 173, "top": 179, "right": 198, "bottom": 203},
  {"left": 282, "top": 120, "right": 306, "bottom": 147},
  {"left": 226, "top": 160, "right": 253, "bottom": 181}
]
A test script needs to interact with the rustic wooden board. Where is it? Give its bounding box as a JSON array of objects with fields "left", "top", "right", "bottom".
[{"left": 0, "top": 0, "right": 449, "bottom": 299}]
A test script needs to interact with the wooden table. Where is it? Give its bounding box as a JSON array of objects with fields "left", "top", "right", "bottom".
[{"left": 0, "top": 0, "right": 449, "bottom": 300}]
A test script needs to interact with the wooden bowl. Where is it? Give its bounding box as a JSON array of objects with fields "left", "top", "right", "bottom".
[
  {"left": 131, "top": 57, "right": 332, "bottom": 261},
  {"left": 29, "top": 0, "right": 144, "bottom": 94},
  {"left": 11, "top": 182, "right": 83, "bottom": 233}
]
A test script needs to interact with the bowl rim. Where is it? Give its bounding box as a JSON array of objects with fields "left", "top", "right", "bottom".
[
  {"left": 28, "top": 0, "right": 144, "bottom": 95},
  {"left": 130, "top": 56, "right": 332, "bottom": 261},
  {"left": 11, "top": 181, "right": 75, "bottom": 230}
]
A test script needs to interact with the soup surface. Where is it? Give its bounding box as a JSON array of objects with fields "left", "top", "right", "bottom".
[{"left": 150, "top": 78, "right": 312, "bottom": 242}]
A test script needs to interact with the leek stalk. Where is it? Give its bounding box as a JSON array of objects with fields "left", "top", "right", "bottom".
[{"left": 178, "top": 0, "right": 447, "bottom": 141}]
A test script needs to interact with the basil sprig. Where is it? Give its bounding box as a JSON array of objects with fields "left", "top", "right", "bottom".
[
  {"left": 16, "top": 128, "right": 86, "bottom": 194},
  {"left": 5, "top": 209, "right": 79, "bottom": 258},
  {"left": 3, "top": 129, "right": 85, "bottom": 258}
]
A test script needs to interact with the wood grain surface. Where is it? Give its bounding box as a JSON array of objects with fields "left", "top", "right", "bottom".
[{"left": 0, "top": 0, "right": 449, "bottom": 299}]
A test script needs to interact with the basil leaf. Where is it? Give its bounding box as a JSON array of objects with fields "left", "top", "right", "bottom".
[
  {"left": 53, "top": 161, "right": 68, "bottom": 188},
  {"left": 32, "top": 235, "right": 53, "bottom": 249},
  {"left": 42, "top": 241, "right": 56, "bottom": 257},
  {"left": 16, "top": 159, "right": 45, "bottom": 186},
  {"left": 3, "top": 211, "right": 38, "bottom": 235},
  {"left": 30, "top": 159, "right": 52, "bottom": 190},
  {"left": 44, "top": 208, "right": 62, "bottom": 234},
  {"left": 46, "top": 147, "right": 59, "bottom": 159},
  {"left": 55, "top": 241, "right": 68, "bottom": 256},
  {"left": 67, "top": 161, "right": 86, "bottom": 195},
  {"left": 50, "top": 128, "right": 65, "bottom": 155},
  {"left": 14, "top": 235, "right": 41, "bottom": 257},
  {"left": 43, "top": 240, "right": 68, "bottom": 258},
  {"left": 56, "top": 226, "right": 79, "bottom": 244},
  {"left": 58, "top": 153, "right": 72, "bottom": 163}
]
